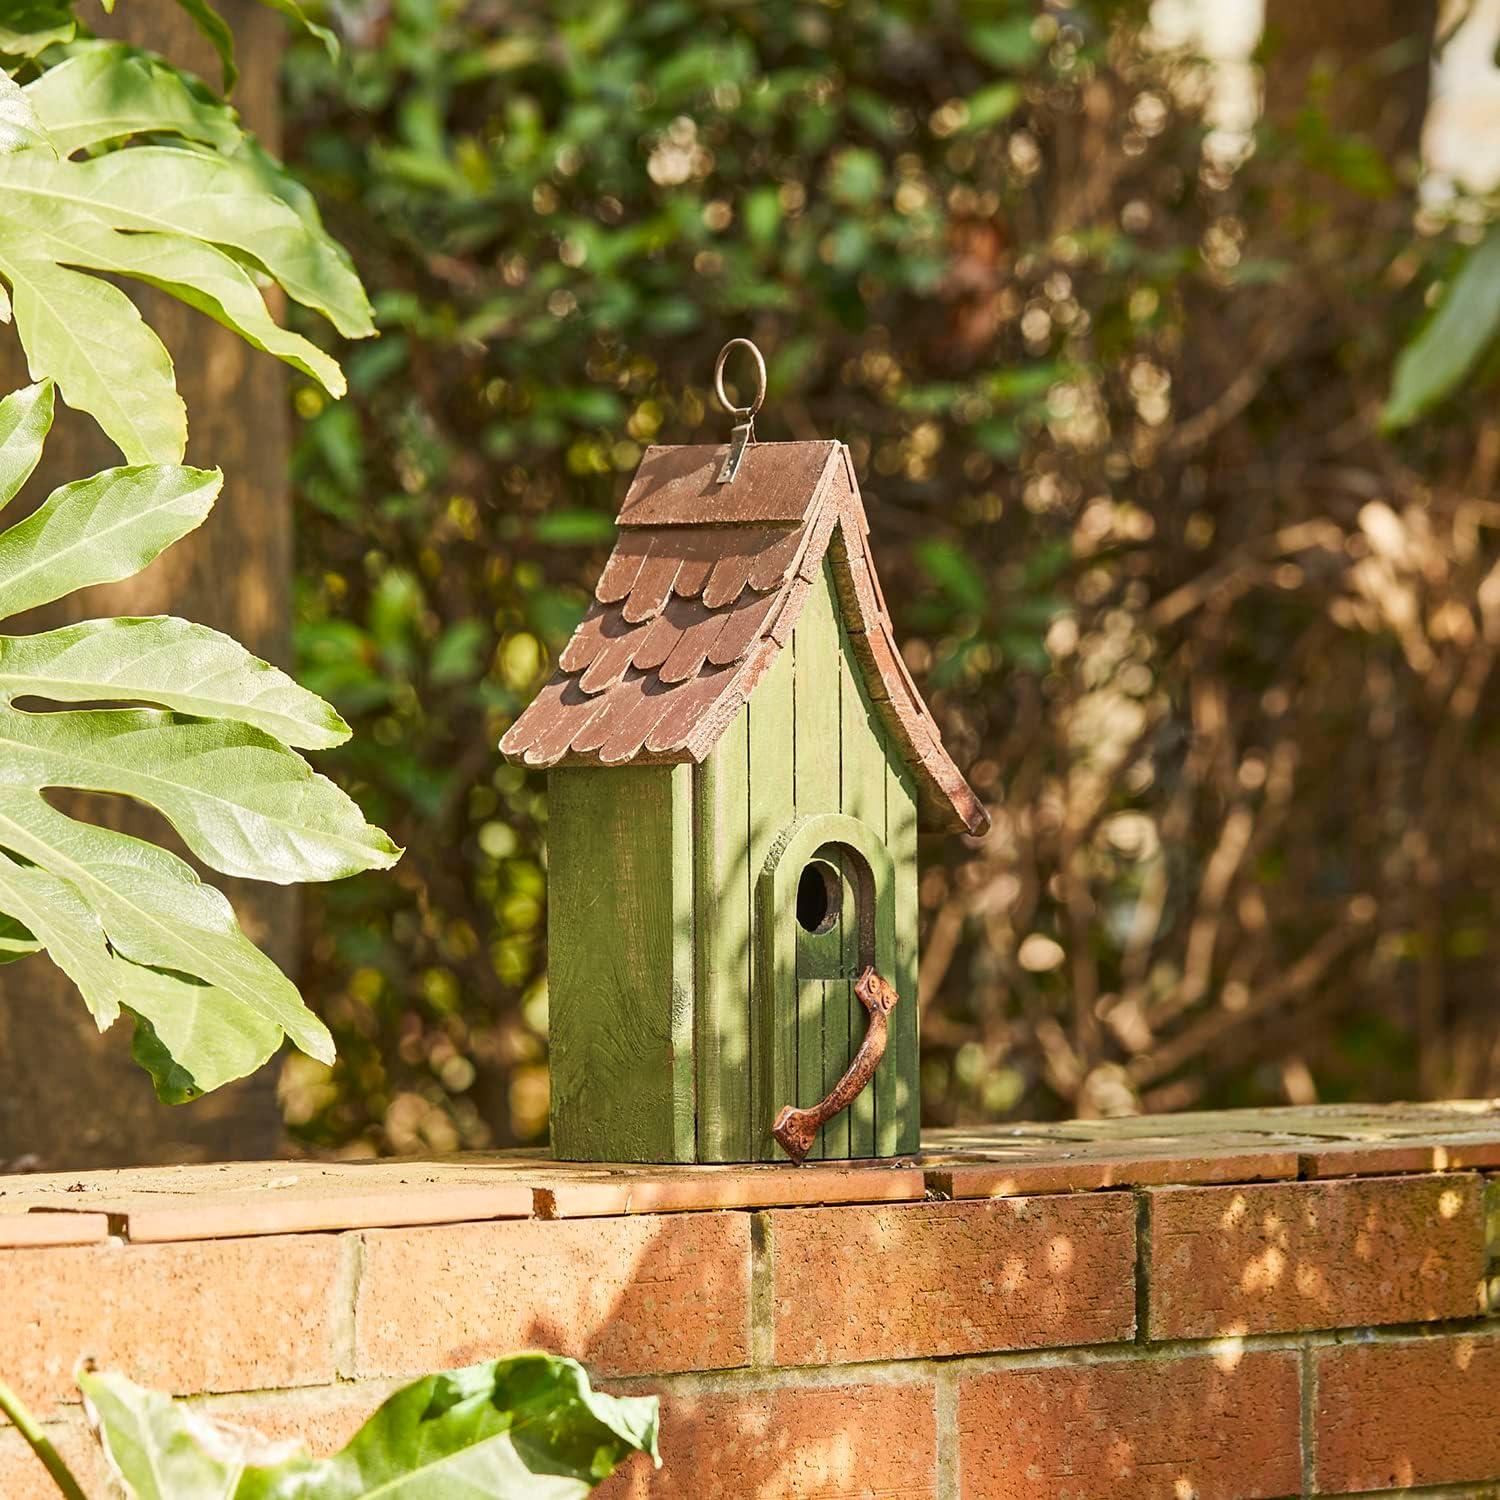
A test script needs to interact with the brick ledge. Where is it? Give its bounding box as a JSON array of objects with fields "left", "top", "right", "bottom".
[{"left": 1, "top": 1100, "right": 1497, "bottom": 1247}]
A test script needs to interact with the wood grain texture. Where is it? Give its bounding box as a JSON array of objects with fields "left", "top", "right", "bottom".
[
  {"left": 535, "top": 467, "right": 942, "bottom": 1163},
  {"left": 669, "top": 763, "right": 696, "bottom": 1154},
  {"left": 793, "top": 569, "right": 844, "bottom": 1160},
  {"left": 547, "top": 765, "right": 695, "bottom": 1162},
  {"left": 839, "top": 609, "right": 888, "bottom": 1158},
  {"left": 748, "top": 647, "right": 795, "bottom": 1161},
  {"left": 886, "top": 762, "right": 921, "bottom": 1156},
  {"left": 693, "top": 708, "right": 751, "bottom": 1162},
  {"left": 502, "top": 440, "right": 988, "bottom": 843},
  {"left": 615, "top": 442, "right": 840, "bottom": 526}
]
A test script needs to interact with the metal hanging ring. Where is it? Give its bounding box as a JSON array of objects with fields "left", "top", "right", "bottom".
[{"left": 713, "top": 337, "right": 767, "bottom": 420}]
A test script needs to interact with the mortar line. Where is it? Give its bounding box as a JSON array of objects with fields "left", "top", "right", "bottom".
[
  {"left": 933, "top": 1363, "right": 959, "bottom": 1500},
  {"left": 1134, "top": 1188, "right": 1151, "bottom": 1342},
  {"left": 605, "top": 1316, "right": 1500, "bottom": 1398},
  {"left": 748, "top": 1210, "right": 775, "bottom": 1367},
  {"left": 1300, "top": 1340, "right": 1317, "bottom": 1497},
  {"left": 333, "top": 1231, "right": 365, "bottom": 1382}
]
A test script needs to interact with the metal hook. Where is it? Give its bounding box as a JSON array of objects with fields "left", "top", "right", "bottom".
[{"left": 713, "top": 337, "right": 766, "bottom": 484}]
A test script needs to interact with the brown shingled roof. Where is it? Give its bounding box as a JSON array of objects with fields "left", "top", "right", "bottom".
[{"left": 500, "top": 440, "right": 989, "bottom": 836}]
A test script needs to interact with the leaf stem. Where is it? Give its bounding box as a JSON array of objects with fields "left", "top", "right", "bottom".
[{"left": 0, "top": 1376, "right": 89, "bottom": 1500}]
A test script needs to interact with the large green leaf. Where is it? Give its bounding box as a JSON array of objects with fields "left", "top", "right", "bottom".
[
  {"left": 0, "top": 709, "right": 398, "bottom": 884},
  {"left": 0, "top": 251, "right": 185, "bottom": 463},
  {"left": 0, "top": 791, "right": 334, "bottom": 1057},
  {"left": 0, "top": 436, "right": 394, "bottom": 1089},
  {"left": 1, "top": 142, "right": 373, "bottom": 335},
  {"left": 1385, "top": 224, "right": 1500, "bottom": 431},
  {"left": 81, "top": 1369, "right": 302, "bottom": 1500},
  {"left": 81, "top": 1357, "right": 660, "bottom": 1500},
  {"left": 23, "top": 218, "right": 347, "bottom": 396},
  {"left": 0, "top": 616, "right": 349, "bottom": 748},
  {"left": 24, "top": 41, "right": 243, "bottom": 155},
  {"left": 0, "top": 378, "right": 54, "bottom": 510},
  {"left": 0, "top": 462, "right": 219, "bottom": 620},
  {"left": 0, "top": 72, "right": 52, "bottom": 155},
  {"left": 0, "top": 826, "right": 292, "bottom": 1097},
  {"left": 0, "top": 911, "right": 42, "bottom": 961},
  {"left": 0, "top": 845, "right": 127, "bottom": 1024},
  {"left": 0, "top": 4, "right": 76, "bottom": 59},
  {"left": 0, "top": 41, "right": 370, "bottom": 461},
  {"left": 128, "top": 976, "right": 283, "bottom": 1104}
]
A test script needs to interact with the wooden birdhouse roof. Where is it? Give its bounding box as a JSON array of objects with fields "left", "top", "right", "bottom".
[{"left": 500, "top": 440, "right": 989, "bottom": 835}]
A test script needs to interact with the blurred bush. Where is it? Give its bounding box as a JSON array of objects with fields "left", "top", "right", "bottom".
[{"left": 276, "top": 0, "right": 1497, "bottom": 1153}]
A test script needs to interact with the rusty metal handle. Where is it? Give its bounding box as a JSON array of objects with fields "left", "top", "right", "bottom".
[{"left": 772, "top": 966, "right": 899, "bottom": 1164}]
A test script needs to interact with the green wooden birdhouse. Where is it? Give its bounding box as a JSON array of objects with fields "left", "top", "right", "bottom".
[{"left": 501, "top": 346, "right": 988, "bottom": 1164}]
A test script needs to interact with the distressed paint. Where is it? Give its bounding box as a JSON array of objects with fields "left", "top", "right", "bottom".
[
  {"left": 759, "top": 812, "right": 898, "bottom": 1164},
  {"left": 792, "top": 560, "right": 844, "bottom": 1160},
  {"left": 547, "top": 764, "right": 695, "bottom": 1162},
  {"left": 754, "top": 561, "right": 916, "bottom": 1162},
  {"left": 550, "top": 560, "right": 921, "bottom": 1164},
  {"left": 839, "top": 606, "right": 889, "bottom": 1158},
  {"left": 693, "top": 707, "right": 750, "bottom": 1162},
  {"left": 747, "top": 643, "right": 795, "bottom": 1160},
  {"left": 885, "top": 760, "right": 921, "bottom": 1156}
]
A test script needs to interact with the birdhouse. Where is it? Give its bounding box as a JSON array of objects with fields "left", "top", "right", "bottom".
[{"left": 501, "top": 342, "right": 988, "bottom": 1164}]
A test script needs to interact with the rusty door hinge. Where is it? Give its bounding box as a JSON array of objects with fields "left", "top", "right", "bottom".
[{"left": 772, "top": 966, "right": 898, "bottom": 1164}]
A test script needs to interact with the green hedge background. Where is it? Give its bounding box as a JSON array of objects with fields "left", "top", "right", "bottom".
[{"left": 275, "top": 0, "right": 1498, "bottom": 1153}]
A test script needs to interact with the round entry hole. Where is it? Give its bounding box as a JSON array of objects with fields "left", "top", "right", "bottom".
[{"left": 796, "top": 859, "right": 842, "bottom": 935}]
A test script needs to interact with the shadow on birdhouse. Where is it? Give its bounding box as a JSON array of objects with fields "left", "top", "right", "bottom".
[{"left": 501, "top": 342, "right": 988, "bottom": 1164}]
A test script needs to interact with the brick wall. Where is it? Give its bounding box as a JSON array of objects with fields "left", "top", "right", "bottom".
[{"left": 3, "top": 1104, "right": 1500, "bottom": 1497}]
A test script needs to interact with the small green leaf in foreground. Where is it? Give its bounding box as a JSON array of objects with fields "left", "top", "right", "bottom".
[{"left": 81, "top": 1355, "right": 660, "bottom": 1500}]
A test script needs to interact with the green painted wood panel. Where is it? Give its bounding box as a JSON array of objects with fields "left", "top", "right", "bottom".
[
  {"left": 746, "top": 642, "right": 794, "bottom": 1161},
  {"left": 838, "top": 609, "right": 888, "bottom": 1159},
  {"left": 669, "top": 759, "right": 696, "bottom": 1155},
  {"left": 757, "top": 811, "right": 897, "bottom": 1161},
  {"left": 680, "top": 558, "right": 923, "bottom": 1164},
  {"left": 792, "top": 565, "right": 843, "bottom": 1160},
  {"left": 693, "top": 707, "right": 750, "bottom": 1162},
  {"left": 883, "top": 759, "right": 921, "bottom": 1155},
  {"left": 547, "top": 763, "right": 695, "bottom": 1162}
]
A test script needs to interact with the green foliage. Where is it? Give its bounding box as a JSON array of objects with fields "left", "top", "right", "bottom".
[
  {"left": 0, "top": 13, "right": 399, "bottom": 1103},
  {"left": 0, "top": 0, "right": 339, "bottom": 90},
  {"left": 0, "top": 35, "right": 370, "bottom": 463},
  {"left": 0, "top": 380, "right": 395, "bottom": 1098},
  {"left": 1384, "top": 223, "right": 1500, "bottom": 429},
  {"left": 1, "top": 1356, "right": 657, "bottom": 1499},
  {"left": 276, "top": 0, "right": 1499, "bottom": 1143}
]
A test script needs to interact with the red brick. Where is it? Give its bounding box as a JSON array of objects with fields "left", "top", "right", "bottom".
[
  {"left": 355, "top": 1213, "right": 750, "bottom": 1379},
  {"left": 1148, "top": 1174, "right": 1484, "bottom": 1339},
  {"left": 1314, "top": 1334, "right": 1500, "bottom": 1493},
  {"left": 1301, "top": 1137, "right": 1500, "bottom": 1178},
  {"left": 960, "top": 1350, "right": 1301, "bottom": 1500},
  {"left": 0, "top": 1212, "right": 109, "bottom": 1248},
  {"left": 537, "top": 1161, "right": 925, "bottom": 1217},
  {"left": 197, "top": 1383, "right": 393, "bottom": 1457},
  {"left": 770, "top": 1195, "right": 1135, "bottom": 1365},
  {"left": 930, "top": 1143, "right": 1297, "bottom": 1199},
  {"left": 0, "top": 1235, "right": 344, "bottom": 1416},
  {"left": 0, "top": 1159, "right": 532, "bottom": 1242},
  {"left": 597, "top": 1378, "right": 937, "bottom": 1498}
]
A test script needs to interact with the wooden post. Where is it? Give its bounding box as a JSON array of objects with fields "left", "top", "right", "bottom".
[{"left": 0, "top": 3, "right": 293, "bottom": 1169}]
